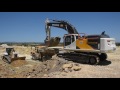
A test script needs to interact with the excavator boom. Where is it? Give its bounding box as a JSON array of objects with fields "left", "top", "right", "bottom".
[{"left": 46, "top": 19, "right": 78, "bottom": 34}]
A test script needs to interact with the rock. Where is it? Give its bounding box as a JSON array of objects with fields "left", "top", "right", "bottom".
[
  {"left": 62, "top": 63, "right": 74, "bottom": 73},
  {"left": 64, "top": 68, "right": 69, "bottom": 73},
  {"left": 62, "top": 73, "right": 67, "bottom": 76},
  {"left": 52, "top": 55, "right": 58, "bottom": 60},
  {"left": 43, "top": 74, "right": 48, "bottom": 77},
  {"left": 72, "top": 66, "right": 81, "bottom": 71},
  {"left": 62, "top": 63, "right": 73, "bottom": 69},
  {"left": 74, "top": 63, "right": 79, "bottom": 66},
  {"left": 32, "top": 69, "right": 35, "bottom": 71},
  {"left": 45, "top": 69, "right": 48, "bottom": 71},
  {"left": 27, "top": 76, "right": 31, "bottom": 78}
]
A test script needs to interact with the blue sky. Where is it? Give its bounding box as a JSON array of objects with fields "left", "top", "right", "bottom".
[{"left": 0, "top": 12, "right": 120, "bottom": 42}]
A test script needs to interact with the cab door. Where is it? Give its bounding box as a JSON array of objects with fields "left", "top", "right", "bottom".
[{"left": 64, "top": 35, "right": 76, "bottom": 49}]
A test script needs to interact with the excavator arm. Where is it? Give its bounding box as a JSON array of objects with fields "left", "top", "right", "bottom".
[
  {"left": 44, "top": 18, "right": 78, "bottom": 46},
  {"left": 46, "top": 19, "right": 78, "bottom": 34}
]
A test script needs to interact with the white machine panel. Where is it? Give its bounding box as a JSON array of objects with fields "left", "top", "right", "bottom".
[{"left": 100, "top": 38, "right": 116, "bottom": 53}]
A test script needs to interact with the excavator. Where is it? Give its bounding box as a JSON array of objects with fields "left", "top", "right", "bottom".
[{"left": 31, "top": 18, "right": 116, "bottom": 64}]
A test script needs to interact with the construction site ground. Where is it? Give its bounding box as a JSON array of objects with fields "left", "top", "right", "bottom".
[{"left": 0, "top": 46, "right": 120, "bottom": 78}]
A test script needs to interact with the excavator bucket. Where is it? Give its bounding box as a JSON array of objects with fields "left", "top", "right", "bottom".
[{"left": 45, "top": 37, "right": 61, "bottom": 47}]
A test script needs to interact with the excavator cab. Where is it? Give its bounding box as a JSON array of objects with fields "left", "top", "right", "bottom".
[
  {"left": 63, "top": 33, "right": 87, "bottom": 49},
  {"left": 64, "top": 34, "right": 76, "bottom": 49}
]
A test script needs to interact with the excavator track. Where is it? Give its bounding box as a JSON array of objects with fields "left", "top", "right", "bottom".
[{"left": 57, "top": 52, "right": 100, "bottom": 65}]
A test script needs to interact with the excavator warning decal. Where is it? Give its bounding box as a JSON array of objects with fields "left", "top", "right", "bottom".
[{"left": 80, "top": 41, "right": 83, "bottom": 44}]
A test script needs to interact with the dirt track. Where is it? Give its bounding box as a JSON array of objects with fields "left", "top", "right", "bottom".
[{"left": 0, "top": 46, "right": 120, "bottom": 78}]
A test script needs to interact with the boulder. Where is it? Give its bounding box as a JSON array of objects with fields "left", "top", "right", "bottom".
[
  {"left": 72, "top": 66, "right": 81, "bottom": 71},
  {"left": 62, "top": 63, "right": 73, "bottom": 69}
]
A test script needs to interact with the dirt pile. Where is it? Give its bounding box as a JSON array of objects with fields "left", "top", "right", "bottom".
[
  {"left": 0, "top": 61, "right": 16, "bottom": 78},
  {"left": 11, "top": 60, "right": 28, "bottom": 67},
  {"left": 13, "top": 46, "right": 32, "bottom": 55}
]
